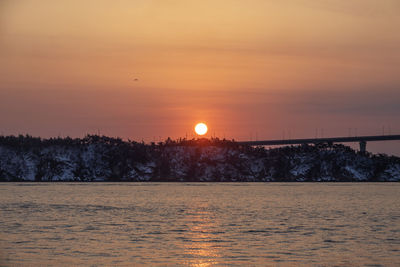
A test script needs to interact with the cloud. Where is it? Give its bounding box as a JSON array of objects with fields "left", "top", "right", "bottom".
[
  {"left": 285, "top": 87, "right": 400, "bottom": 117},
  {"left": 290, "top": 0, "right": 400, "bottom": 17}
]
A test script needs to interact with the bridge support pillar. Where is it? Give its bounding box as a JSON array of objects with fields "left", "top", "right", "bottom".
[{"left": 359, "top": 141, "right": 367, "bottom": 153}]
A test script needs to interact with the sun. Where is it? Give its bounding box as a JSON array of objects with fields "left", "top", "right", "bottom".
[{"left": 195, "top": 123, "right": 208, "bottom": 136}]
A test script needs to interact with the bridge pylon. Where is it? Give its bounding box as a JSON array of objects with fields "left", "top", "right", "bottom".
[{"left": 359, "top": 140, "right": 367, "bottom": 153}]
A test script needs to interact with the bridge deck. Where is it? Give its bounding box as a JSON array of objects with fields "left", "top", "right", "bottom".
[{"left": 238, "top": 134, "right": 400, "bottom": 146}]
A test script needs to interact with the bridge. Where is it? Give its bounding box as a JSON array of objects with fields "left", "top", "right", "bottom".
[{"left": 238, "top": 134, "right": 400, "bottom": 153}]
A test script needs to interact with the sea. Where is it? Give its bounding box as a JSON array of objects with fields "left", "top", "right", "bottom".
[{"left": 0, "top": 183, "right": 399, "bottom": 266}]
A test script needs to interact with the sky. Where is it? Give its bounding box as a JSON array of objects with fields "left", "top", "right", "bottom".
[{"left": 1, "top": 0, "right": 400, "bottom": 154}]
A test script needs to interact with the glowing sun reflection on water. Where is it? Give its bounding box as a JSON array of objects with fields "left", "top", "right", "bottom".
[{"left": 182, "top": 202, "right": 221, "bottom": 266}]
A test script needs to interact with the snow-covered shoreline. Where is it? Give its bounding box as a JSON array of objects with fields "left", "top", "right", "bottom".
[{"left": 1, "top": 135, "right": 399, "bottom": 182}]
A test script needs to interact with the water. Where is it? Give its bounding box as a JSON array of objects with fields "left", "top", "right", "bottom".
[{"left": 0, "top": 183, "right": 399, "bottom": 266}]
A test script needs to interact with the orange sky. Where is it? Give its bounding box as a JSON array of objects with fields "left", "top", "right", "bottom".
[{"left": 1, "top": 0, "right": 400, "bottom": 154}]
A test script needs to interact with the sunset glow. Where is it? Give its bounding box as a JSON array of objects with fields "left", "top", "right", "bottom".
[
  {"left": 1, "top": 2, "right": 400, "bottom": 266},
  {"left": 0, "top": 0, "right": 399, "bottom": 154}
]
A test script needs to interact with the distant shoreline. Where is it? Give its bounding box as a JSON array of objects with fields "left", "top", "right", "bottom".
[
  {"left": 1, "top": 180, "right": 399, "bottom": 183},
  {"left": 1, "top": 135, "right": 399, "bottom": 182}
]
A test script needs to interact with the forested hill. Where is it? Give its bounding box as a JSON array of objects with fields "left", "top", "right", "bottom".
[{"left": 0, "top": 135, "right": 399, "bottom": 182}]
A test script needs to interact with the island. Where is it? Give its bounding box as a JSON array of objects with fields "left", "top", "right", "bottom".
[{"left": 0, "top": 135, "right": 399, "bottom": 182}]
